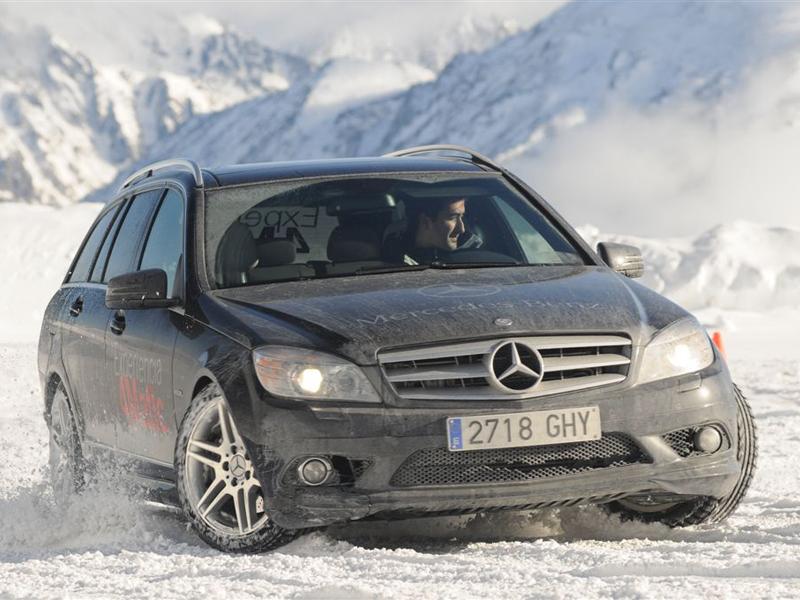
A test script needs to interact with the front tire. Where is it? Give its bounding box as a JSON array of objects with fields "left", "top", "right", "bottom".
[
  {"left": 175, "top": 384, "right": 299, "bottom": 552},
  {"left": 609, "top": 384, "right": 757, "bottom": 527}
]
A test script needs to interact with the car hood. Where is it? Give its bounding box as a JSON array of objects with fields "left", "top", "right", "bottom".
[{"left": 206, "top": 266, "right": 688, "bottom": 365}]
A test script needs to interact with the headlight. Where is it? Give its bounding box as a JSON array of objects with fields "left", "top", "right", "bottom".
[
  {"left": 252, "top": 346, "right": 381, "bottom": 403},
  {"left": 637, "top": 318, "right": 714, "bottom": 384}
]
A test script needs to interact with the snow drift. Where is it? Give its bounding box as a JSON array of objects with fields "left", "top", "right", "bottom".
[{"left": 579, "top": 221, "right": 800, "bottom": 311}]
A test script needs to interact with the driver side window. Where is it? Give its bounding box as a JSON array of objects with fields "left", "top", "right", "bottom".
[
  {"left": 139, "top": 189, "right": 185, "bottom": 298},
  {"left": 104, "top": 190, "right": 161, "bottom": 282}
]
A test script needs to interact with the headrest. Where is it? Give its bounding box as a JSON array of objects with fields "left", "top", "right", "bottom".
[
  {"left": 256, "top": 239, "right": 296, "bottom": 266},
  {"left": 327, "top": 225, "right": 381, "bottom": 262},
  {"left": 216, "top": 221, "right": 258, "bottom": 286}
]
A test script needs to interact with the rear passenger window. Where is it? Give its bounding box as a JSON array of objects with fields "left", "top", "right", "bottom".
[
  {"left": 89, "top": 201, "right": 126, "bottom": 282},
  {"left": 68, "top": 207, "right": 119, "bottom": 283},
  {"left": 103, "top": 190, "right": 162, "bottom": 282},
  {"left": 139, "top": 189, "right": 184, "bottom": 298}
]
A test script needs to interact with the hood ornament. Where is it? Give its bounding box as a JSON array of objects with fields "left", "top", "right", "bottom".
[{"left": 494, "top": 317, "right": 513, "bottom": 328}]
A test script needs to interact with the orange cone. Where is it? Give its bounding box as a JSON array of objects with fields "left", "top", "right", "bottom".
[{"left": 712, "top": 331, "right": 727, "bottom": 359}]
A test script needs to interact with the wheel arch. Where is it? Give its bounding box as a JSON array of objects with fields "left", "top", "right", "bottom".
[
  {"left": 177, "top": 368, "right": 225, "bottom": 426},
  {"left": 191, "top": 374, "right": 216, "bottom": 401}
]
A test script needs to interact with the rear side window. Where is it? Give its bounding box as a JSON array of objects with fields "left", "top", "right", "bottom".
[
  {"left": 104, "top": 189, "right": 162, "bottom": 282},
  {"left": 89, "top": 200, "right": 126, "bottom": 282},
  {"left": 67, "top": 207, "right": 119, "bottom": 283},
  {"left": 139, "top": 189, "right": 184, "bottom": 298}
]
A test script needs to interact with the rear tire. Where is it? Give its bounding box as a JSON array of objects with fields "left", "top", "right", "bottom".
[
  {"left": 175, "top": 383, "right": 300, "bottom": 552},
  {"left": 48, "top": 383, "right": 86, "bottom": 499},
  {"left": 609, "top": 384, "right": 757, "bottom": 527}
]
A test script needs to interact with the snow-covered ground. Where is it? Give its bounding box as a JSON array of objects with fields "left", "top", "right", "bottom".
[{"left": 1, "top": 205, "right": 798, "bottom": 598}]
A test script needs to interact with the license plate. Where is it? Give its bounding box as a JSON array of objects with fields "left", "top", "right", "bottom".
[{"left": 446, "top": 406, "right": 601, "bottom": 452}]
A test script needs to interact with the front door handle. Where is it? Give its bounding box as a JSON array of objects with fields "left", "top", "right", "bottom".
[
  {"left": 69, "top": 297, "right": 83, "bottom": 317},
  {"left": 110, "top": 310, "right": 126, "bottom": 335}
]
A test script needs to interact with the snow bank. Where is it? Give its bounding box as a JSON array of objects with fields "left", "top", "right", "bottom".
[
  {"left": 0, "top": 203, "right": 101, "bottom": 343},
  {"left": 578, "top": 221, "right": 800, "bottom": 311}
]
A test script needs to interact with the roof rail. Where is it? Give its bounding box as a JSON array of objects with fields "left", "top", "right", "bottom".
[
  {"left": 383, "top": 144, "right": 505, "bottom": 173},
  {"left": 118, "top": 158, "right": 203, "bottom": 193}
]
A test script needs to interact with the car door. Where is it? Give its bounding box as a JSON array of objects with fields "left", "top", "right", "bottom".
[
  {"left": 60, "top": 203, "right": 124, "bottom": 446},
  {"left": 106, "top": 188, "right": 185, "bottom": 463},
  {"left": 66, "top": 189, "right": 161, "bottom": 450}
]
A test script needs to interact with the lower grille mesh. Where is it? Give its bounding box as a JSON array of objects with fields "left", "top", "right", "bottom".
[
  {"left": 390, "top": 433, "right": 648, "bottom": 488},
  {"left": 663, "top": 428, "right": 697, "bottom": 458}
]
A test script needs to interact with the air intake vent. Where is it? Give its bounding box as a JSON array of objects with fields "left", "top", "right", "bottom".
[
  {"left": 390, "top": 433, "right": 647, "bottom": 487},
  {"left": 379, "top": 335, "right": 631, "bottom": 400}
]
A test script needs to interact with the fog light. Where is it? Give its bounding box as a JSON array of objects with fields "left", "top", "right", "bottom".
[
  {"left": 297, "top": 457, "right": 333, "bottom": 486},
  {"left": 693, "top": 426, "right": 723, "bottom": 454}
]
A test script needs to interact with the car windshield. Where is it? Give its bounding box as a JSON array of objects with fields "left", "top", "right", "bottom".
[{"left": 204, "top": 173, "right": 586, "bottom": 289}]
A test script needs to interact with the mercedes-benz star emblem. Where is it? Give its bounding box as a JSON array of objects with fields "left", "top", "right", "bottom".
[
  {"left": 494, "top": 317, "right": 513, "bottom": 328},
  {"left": 230, "top": 454, "right": 247, "bottom": 478},
  {"left": 486, "top": 340, "right": 543, "bottom": 393}
]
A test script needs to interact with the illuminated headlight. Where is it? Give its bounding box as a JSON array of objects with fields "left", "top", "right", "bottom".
[
  {"left": 253, "top": 346, "right": 381, "bottom": 402},
  {"left": 638, "top": 318, "right": 715, "bottom": 384}
]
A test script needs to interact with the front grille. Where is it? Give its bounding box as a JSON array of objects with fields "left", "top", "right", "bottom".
[
  {"left": 390, "top": 433, "right": 648, "bottom": 488},
  {"left": 379, "top": 335, "right": 631, "bottom": 400}
]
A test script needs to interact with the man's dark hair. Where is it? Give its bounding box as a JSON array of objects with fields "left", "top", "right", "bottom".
[{"left": 407, "top": 197, "right": 464, "bottom": 230}]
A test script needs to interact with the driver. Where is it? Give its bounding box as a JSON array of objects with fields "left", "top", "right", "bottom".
[{"left": 401, "top": 197, "right": 466, "bottom": 264}]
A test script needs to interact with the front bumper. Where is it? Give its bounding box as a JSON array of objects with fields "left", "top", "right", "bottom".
[{"left": 239, "top": 359, "right": 741, "bottom": 529}]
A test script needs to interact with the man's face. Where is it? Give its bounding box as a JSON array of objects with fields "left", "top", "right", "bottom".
[{"left": 419, "top": 199, "right": 466, "bottom": 251}]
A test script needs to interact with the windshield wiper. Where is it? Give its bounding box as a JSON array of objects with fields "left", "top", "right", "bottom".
[
  {"left": 428, "top": 260, "right": 521, "bottom": 269},
  {"left": 353, "top": 264, "right": 431, "bottom": 275}
]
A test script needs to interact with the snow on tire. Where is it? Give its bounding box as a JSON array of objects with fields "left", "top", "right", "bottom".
[{"left": 48, "top": 382, "right": 86, "bottom": 499}]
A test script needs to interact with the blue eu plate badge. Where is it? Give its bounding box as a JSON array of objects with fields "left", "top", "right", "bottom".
[{"left": 447, "top": 418, "right": 463, "bottom": 450}]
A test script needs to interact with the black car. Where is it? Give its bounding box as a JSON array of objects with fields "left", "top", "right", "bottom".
[{"left": 39, "top": 145, "right": 756, "bottom": 552}]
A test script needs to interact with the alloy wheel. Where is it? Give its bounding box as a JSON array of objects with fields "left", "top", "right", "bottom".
[{"left": 184, "top": 398, "right": 268, "bottom": 536}]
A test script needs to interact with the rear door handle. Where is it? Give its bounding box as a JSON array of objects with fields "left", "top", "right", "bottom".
[
  {"left": 69, "top": 297, "right": 83, "bottom": 317},
  {"left": 110, "top": 310, "right": 126, "bottom": 335}
]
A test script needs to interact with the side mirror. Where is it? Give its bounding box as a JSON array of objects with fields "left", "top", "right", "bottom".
[
  {"left": 106, "top": 268, "right": 179, "bottom": 309},
  {"left": 596, "top": 242, "right": 644, "bottom": 278}
]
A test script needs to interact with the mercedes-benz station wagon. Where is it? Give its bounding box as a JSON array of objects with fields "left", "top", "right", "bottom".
[{"left": 39, "top": 145, "right": 756, "bottom": 552}]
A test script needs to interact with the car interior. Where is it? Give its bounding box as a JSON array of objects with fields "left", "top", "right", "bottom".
[{"left": 211, "top": 177, "right": 579, "bottom": 288}]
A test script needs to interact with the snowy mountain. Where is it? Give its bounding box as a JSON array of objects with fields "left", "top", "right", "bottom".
[
  {"left": 7, "top": 1, "right": 800, "bottom": 236},
  {"left": 308, "top": 13, "right": 522, "bottom": 72},
  {"left": 100, "top": 1, "right": 800, "bottom": 236},
  {"left": 133, "top": 0, "right": 787, "bottom": 159},
  {"left": 0, "top": 5, "right": 530, "bottom": 207},
  {"left": 0, "top": 14, "right": 310, "bottom": 205}
]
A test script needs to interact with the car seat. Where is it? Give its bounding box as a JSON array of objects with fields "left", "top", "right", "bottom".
[
  {"left": 326, "top": 224, "right": 386, "bottom": 273},
  {"left": 215, "top": 221, "right": 259, "bottom": 287},
  {"left": 250, "top": 239, "right": 315, "bottom": 283}
]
